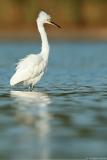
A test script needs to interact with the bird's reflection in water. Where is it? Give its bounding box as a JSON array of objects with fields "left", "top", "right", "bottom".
[{"left": 10, "top": 90, "right": 52, "bottom": 159}]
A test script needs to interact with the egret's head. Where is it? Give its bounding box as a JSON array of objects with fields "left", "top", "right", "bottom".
[{"left": 37, "top": 11, "right": 61, "bottom": 28}]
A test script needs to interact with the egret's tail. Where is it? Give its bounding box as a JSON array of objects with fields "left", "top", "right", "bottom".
[
  {"left": 10, "top": 74, "right": 21, "bottom": 86},
  {"left": 10, "top": 76, "right": 16, "bottom": 86}
]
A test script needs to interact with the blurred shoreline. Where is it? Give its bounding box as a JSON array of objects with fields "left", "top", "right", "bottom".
[
  {"left": 0, "top": 27, "right": 107, "bottom": 41},
  {"left": 0, "top": 0, "right": 107, "bottom": 41}
]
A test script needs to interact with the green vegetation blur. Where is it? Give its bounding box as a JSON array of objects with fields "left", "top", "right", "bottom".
[{"left": 0, "top": 0, "right": 107, "bottom": 29}]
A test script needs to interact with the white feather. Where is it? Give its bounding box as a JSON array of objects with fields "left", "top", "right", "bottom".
[{"left": 10, "top": 54, "right": 46, "bottom": 86}]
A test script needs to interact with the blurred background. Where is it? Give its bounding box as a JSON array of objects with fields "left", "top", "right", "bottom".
[
  {"left": 1, "top": 1, "right": 107, "bottom": 159},
  {"left": 0, "top": 0, "right": 107, "bottom": 39}
]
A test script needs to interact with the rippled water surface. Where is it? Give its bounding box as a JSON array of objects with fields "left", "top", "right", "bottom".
[{"left": 0, "top": 40, "right": 107, "bottom": 159}]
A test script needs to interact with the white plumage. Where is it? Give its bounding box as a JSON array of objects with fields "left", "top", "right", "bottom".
[
  {"left": 10, "top": 54, "right": 45, "bottom": 86},
  {"left": 10, "top": 11, "right": 61, "bottom": 91}
]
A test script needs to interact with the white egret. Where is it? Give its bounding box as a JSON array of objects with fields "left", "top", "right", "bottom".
[{"left": 10, "top": 11, "right": 61, "bottom": 91}]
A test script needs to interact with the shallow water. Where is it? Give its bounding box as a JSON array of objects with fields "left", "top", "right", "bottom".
[{"left": 0, "top": 40, "right": 107, "bottom": 159}]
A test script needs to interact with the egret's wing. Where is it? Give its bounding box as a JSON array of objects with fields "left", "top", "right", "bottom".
[
  {"left": 16, "top": 54, "right": 42, "bottom": 71},
  {"left": 10, "top": 65, "right": 34, "bottom": 86},
  {"left": 10, "top": 54, "right": 43, "bottom": 86}
]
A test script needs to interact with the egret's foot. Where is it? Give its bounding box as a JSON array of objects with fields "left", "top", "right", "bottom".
[{"left": 29, "top": 84, "right": 34, "bottom": 91}]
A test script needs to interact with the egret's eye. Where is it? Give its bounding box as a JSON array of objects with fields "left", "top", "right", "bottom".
[{"left": 47, "top": 19, "right": 51, "bottom": 22}]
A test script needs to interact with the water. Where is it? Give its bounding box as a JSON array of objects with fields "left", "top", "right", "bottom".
[{"left": 0, "top": 40, "right": 107, "bottom": 159}]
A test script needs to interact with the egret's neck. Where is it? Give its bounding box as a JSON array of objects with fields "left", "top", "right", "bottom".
[{"left": 37, "top": 20, "right": 49, "bottom": 61}]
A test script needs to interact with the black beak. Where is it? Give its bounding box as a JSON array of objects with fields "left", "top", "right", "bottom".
[{"left": 50, "top": 21, "right": 61, "bottom": 28}]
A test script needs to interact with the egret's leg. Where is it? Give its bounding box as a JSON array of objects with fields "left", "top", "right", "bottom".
[{"left": 29, "top": 84, "right": 34, "bottom": 91}]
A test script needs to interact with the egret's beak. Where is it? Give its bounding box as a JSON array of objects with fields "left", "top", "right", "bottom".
[
  {"left": 50, "top": 21, "right": 61, "bottom": 28},
  {"left": 47, "top": 21, "right": 61, "bottom": 28}
]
